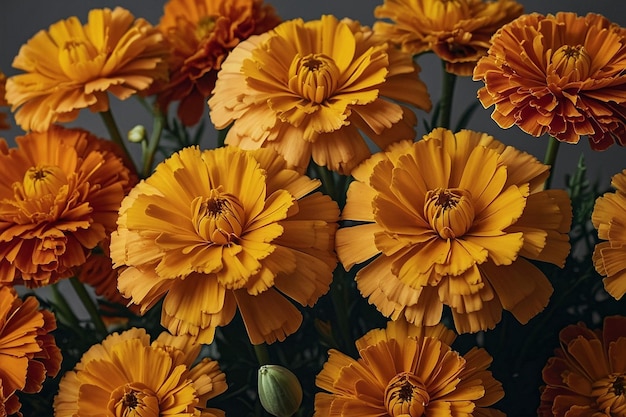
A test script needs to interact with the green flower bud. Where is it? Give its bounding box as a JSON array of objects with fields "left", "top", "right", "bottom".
[
  {"left": 258, "top": 365, "right": 303, "bottom": 417},
  {"left": 127, "top": 125, "right": 147, "bottom": 143}
]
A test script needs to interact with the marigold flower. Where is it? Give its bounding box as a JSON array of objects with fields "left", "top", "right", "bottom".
[
  {"left": 473, "top": 12, "right": 626, "bottom": 150},
  {"left": 110, "top": 146, "right": 339, "bottom": 345},
  {"left": 151, "top": 0, "right": 281, "bottom": 126},
  {"left": 373, "top": 0, "right": 523, "bottom": 76},
  {"left": 539, "top": 316, "right": 626, "bottom": 417},
  {"left": 53, "top": 327, "right": 227, "bottom": 417},
  {"left": 208, "top": 14, "right": 432, "bottom": 175},
  {"left": 0, "top": 286, "right": 61, "bottom": 417},
  {"left": 5, "top": 7, "right": 169, "bottom": 132},
  {"left": 336, "top": 128, "right": 572, "bottom": 333},
  {"left": 0, "top": 71, "right": 9, "bottom": 130},
  {"left": 315, "top": 319, "right": 504, "bottom": 417},
  {"left": 0, "top": 126, "right": 134, "bottom": 287}
]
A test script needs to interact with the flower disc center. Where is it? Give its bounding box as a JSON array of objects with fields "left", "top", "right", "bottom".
[
  {"left": 192, "top": 188, "right": 246, "bottom": 245},
  {"left": 593, "top": 373, "right": 626, "bottom": 414},
  {"left": 384, "top": 372, "right": 430, "bottom": 417},
  {"left": 196, "top": 15, "right": 219, "bottom": 39},
  {"left": 22, "top": 165, "right": 68, "bottom": 199},
  {"left": 424, "top": 187, "right": 475, "bottom": 239},
  {"left": 551, "top": 44, "right": 591, "bottom": 81},
  {"left": 288, "top": 53, "right": 340, "bottom": 104},
  {"left": 108, "top": 383, "right": 159, "bottom": 417}
]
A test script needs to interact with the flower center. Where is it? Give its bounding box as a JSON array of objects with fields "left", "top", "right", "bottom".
[
  {"left": 384, "top": 372, "right": 430, "bottom": 417},
  {"left": 592, "top": 373, "right": 626, "bottom": 414},
  {"left": 191, "top": 188, "right": 245, "bottom": 245},
  {"left": 424, "top": 188, "right": 475, "bottom": 239},
  {"left": 288, "top": 53, "right": 340, "bottom": 104},
  {"left": 108, "top": 383, "right": 160, "bottom": 417},
  {"left": 196, "top": 15, "right": 218, "bottom": 39},
  {"left": 551, "top": 44, "right": 591, "bottom": 81},
  {"left": 22, "top": 165, "right": 69, "bottom": 199}
]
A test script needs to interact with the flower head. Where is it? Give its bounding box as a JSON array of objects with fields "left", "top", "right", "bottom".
[
  {"left": 539, "top": 316, "right": 626, "bottom": 417},
  {"left": 110, "top": 145, "right": 339, "bottom": 345},
  {"left": 53, "top": 327, "right": 227, "bottom": 417},
  {"left": 473, "top": 12, "right": 626, "bottom": 150},
  {"left": 5, "top": 7, "right": 169, "bottom": 132},
  {"left": 336, "top": 128, "right": 572, "bottom": 333},
  {"left": 0, "top": 126, "right": 134, "bottom": 287},
  {"left": 374, "top": 0, "right": 523, "bottom": 76},
  {"left": 315, "top": 319, "right": 504, "bottom": 417},
  {"left": 208, "top": 14, "right": 432, "bottom": 175},
  {"left": 0, "top": 71, "right": 9, "bottom": 130}
]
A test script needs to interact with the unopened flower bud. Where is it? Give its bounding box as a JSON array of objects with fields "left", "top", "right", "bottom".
[
  {"left": 127, "top": 125, "right": 147, "bottom": 143},
  {"left": 258, "top": 365, "right": 303, "bottom": 417}
]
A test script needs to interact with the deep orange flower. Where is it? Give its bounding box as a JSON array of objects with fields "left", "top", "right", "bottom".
[
  {"left": 209, "top": 14, "right": 432, "bottom": 175},
  {"left": 0, "top": 126, "right": 134, "bottom": 287},
  {"left": 0, "top": 286, "right": 61, "bottom": 417},
  {"left": 474, "top": 12, "right": 626, "bottom": 150},
  {"left": 539, "top": 316, "right": 626, "bottom": 417},
  {"left": 373, "top": 0, "right": 523, "bottom": 76},
  {"left": 5, "top": 7, "right": 168, "bottom": 132},
  {"left": 0, "top": 71, "right": 9, "bottom": 130},
  {"left": 336, "top": 129, "right": 572, "bottom": 333}
]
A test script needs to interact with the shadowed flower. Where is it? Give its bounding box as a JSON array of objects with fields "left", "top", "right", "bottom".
[
  {"left": 110, "top": 145, "right": 339, "bottom": 345},
  {"left": 0, "top": 71, "right": 9, "bottom": 130},
  {"left": 473, "top": 12, "right": 626, "bottom": 150},
  {"left": 0, "top": 126, "right": 134, "bottom": 287},
  {"left": 53, "top": 327, "right": 227, "bottom": 417},
  {"left": 315, "top": 319, "right": 504, "bottom": 417},
  {"left": 336, "top": 128, "right": 572, "bottom": 333},
  {"left": 0, "top": 286, "right": 61, "bottom": 417},
  {"left": 151, "top": 0, "right": 281, "bottom": 126},
  {"left": 5, "top": 7, "right": 168, "bottom": 132},
  {"left": 208, "top": 14, "right": 432, "bottom": 175},
  {"left": 539, "top": 316, "right": 626, "bottom": 417},
  {"left": 374, "top": 0, "right": 523, "bottom": 76}
]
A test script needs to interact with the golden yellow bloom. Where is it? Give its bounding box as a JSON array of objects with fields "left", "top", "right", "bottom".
[
  {"left": 151, "top": 0, "right": 281, "bottom": 126},
  {"left": 336, "top": 128, "right": 572, "bottom": 333},
  {"left": 110, "top": 146, "right": 339, "bottom": 345},
  {"left": 53, "top": 328, "right": 227, "bottom": 417},
  {"left": 374, "top": 0, "right": 523, "bottom": 76},
  {"left": 0, "top": 71, "right": 9, "bottom": 130},
  {"left": 315, "top": 319, "right": 504, "bottom": 417},
  {"left": 474, "top": 12, "right": 626, "bottom": 150},
  {"left": 209, "top": 14, "right": 432, "bottom": 175},
  {"left": 0, "top": 286, "right": 61, "bottom": 417},
  {"left": 539, "top": 316, "right": 626, "bottom": 417},
  {"left": 5, "top": 7, "right": 168, "bottom": 132},
  {"left": 0, "top": 126, "right": 134, "bottom": 287}
]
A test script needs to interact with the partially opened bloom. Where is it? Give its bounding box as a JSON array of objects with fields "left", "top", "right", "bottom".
[
  {"left": 53, "top": 328, "right": 227, "bottom": 417},
  {"left": 474, "top": 12, "right": 626, "bottom": 150},
  {"left": 0, "top": 71, "right": 9, "bottom": 130},
  {"left": 0, "top": 286, "right": 61, "bottom": 417},
  {"left": 5, "top": 7, "right": 168, "bottom": 132},
  {"left": 110, "top": 145, "right": 339, "bottom": 345},
  {"left": 336, "top": 128, "right": 572, "bottom": 333},
  {"left": 209, "top": 14, "right": 432, "bottom": 175},
  {"left": 0, "top": 126, "right": 134, "bottom": 287},
  {"left": 374, "top": 0, "right": 523, "bottom": 76},
  {"left": 315, "top": 319, "right": 504, "bottom": 417},
  {"left": 539, "top": 316, "right": 626, "bottom": 417}
]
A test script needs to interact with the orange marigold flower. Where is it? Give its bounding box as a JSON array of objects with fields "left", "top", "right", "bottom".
[
  {"left": 473, "top": 12, "right": 626, "bottom": 150},
  {"left": 336, "top": 128, "right": 572, "bottom": 334},
  {"left": 151, "top": 0, "right": 281, "bottom": 126},
  {"left": 208, "top": 14, "right": 432, "bottom": 175},
  {"left": 315, "top": 319, "right": 504, "bottom": 417},
  {"left": 110, "top": 146, "right": 340, "bottom": 345},
  {"left": 0, "top": 71, "right": 9, "bottom": 130},
  {"left": 53, "top": 327, "right": 227, "bottom": 417},
  {"left": 5, "top": 7, "right": 169, "bottom": 132},
  {"left": 0, "top": 286, "right": 61, "bottom": 417},
  {"left": 0, "top": 126, "right": 134, "bottom": 287},
  {"left": 539, "top": 316, "right": 626, "bottom": 417},
  {"left": 373, "top": 0, "right": 523, "bottom": 76}
]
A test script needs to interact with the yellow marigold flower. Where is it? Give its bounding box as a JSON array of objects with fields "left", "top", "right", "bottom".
[
  {"left": 0, "top": 126, "right": 134, "bottom": 287},
  {"left": 53, "top": 328, "right": 227, "bottom": 417},
  {"left": 336, "top": 128, "right": 572, "bottom": 333},
  {"left": 208, "top": 15, "right": 432, "bottom": 175},
  {"left": 5, "top": 7, "right": 169, "bottom": 132},
  {"left": 0, "top": 71, "right": 9, "bottom": 130},
  {"left": 0, "top": 286, "right": 61, "bottom": 417},
  {"left": 151, "top": 0, "right": 281, "bottom": 126},
  {"left": 315, "top": 319, "right": 504, "bottom": 417},
  {"left": 474, "top": 12, "right": 626, "bottom": 150},
  {"left": 539, "top": 316, "right": 626, "bottom": 417},
  {"left": 373, "top": 0, "right": 523, "bottom": 76},
  {"left": 110, "top": 146, "right": 340, "bottom": 345}
]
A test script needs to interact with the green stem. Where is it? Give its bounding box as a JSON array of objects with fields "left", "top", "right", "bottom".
[
  {"left": 99, "top": 108, "right": 135, "bottom": 171},
  {"left": 217, "top": 127, "right": 229, "bottom": 148},
  {"left": 141, "top": 107, "right": 165, "bottom": 178},
  {"left": 543, "top": 136, "right": 561, "bottom": 189},
  {"left": 69, "top": 276, "right": 108, "bottom": 338},
  {"left": 51, "top": 282, "right": 80, "bottom": 328},
  {"left": 254, "top": 343, "right": 271, "bottom": 366},
  {"left": 438, "top": 63, "right": 457, "bottom": 130}
]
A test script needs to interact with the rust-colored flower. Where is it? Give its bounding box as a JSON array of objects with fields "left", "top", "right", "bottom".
[
  {"left": 474, "top": 12, "right": 626, "bottom": 150},
  {"left": 373, "top": 0, "right": 523, "bottom": 76},
  {"left": 209, "top": 14, "right": 432, "bottom": 175},
  {"left": 5, "top": 7, "right": 168, "bottom": 132},
  {"left": 0, "top": 71, "right": 9, "bottom": 130},
  {"left": 0, "top": 126, "right": 134, "bottom": 287},
  {"left": 539, "top": 316, "right": 626, "bottom": 417}
]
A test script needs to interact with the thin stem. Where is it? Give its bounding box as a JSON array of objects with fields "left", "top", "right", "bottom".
[
  {"left": 69, "top": 276, "right": 108, "bottom": 338},
  {"left": 99, "top": 108, "right": 135, "bottom": 171},
  {"left": 51, "top": 282, "right": 80, "bottom": 328},
  {"left": 141, "top": 107, "right": 165, "bottom": 178},
  {"left": 217, "top": 127, "right": 229, "bottom": 148},
  {"left": 438, "top": 63, "right": 457, "bottom": 130},
  {"left": 254, "top": 343, "right": 271, "bottom": 366},
  {"left": 543, "top": 136, "right": 561, "bottom": 189}
]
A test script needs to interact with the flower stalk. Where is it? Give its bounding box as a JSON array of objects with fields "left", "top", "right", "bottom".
[
  {"left": 543, "top": 136, "right": 561, "bottom": 189},
  {"left": 99, "top": 107, "right": 135, "bottom": 171},
  {"left": 69, "top": 276, "right": 108, "bottom": 338},
  {"left": 438, "top": 63, "right": 457, "bottom": 129}
]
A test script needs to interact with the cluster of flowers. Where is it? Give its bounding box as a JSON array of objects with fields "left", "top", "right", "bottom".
[{"left": 1, "top": 0, "right": 626, "bottom": 416}]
